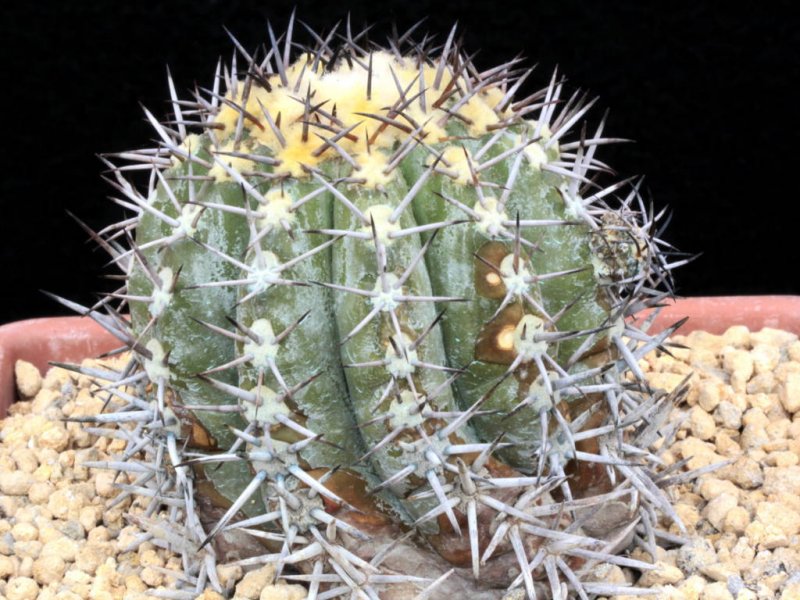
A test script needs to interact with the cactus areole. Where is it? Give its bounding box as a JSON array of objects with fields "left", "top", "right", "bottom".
[{"left": 71, "top": 17, "right": 689, "bottom": 600}]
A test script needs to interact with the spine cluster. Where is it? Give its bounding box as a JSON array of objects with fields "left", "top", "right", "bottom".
[{"left": 59, "top": 15, "right": 692, "bottom": 600}]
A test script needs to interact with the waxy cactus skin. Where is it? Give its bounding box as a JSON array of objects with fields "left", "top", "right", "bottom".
[{"left": 65, "top": 17, "right": 690, "bottom": 599}]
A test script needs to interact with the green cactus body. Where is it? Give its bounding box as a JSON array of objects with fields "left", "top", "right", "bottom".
[{"left": 82, "top": 21, "right": 683, "bottom": 599}]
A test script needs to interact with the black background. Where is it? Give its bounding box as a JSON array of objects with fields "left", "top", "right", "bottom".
[{"left": 1, "top": 1, "right": 798, "bottom": 324}]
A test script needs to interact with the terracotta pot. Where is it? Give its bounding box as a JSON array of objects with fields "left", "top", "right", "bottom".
[{"left": 2, "top": 295, "right": 799, "bottom": 417}]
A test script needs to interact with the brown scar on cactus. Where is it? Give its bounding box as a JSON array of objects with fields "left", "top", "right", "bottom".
[{"left": 52, "top": 11, "right": 701, "bottom": 599}]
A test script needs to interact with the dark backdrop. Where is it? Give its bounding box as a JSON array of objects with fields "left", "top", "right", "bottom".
[{"left": 1, "top": 1, "right": 798, "bottom": 324}]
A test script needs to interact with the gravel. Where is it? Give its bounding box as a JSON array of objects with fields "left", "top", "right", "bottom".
[{"left": 1, "top": 325, "right": 799, "bottom": 599}]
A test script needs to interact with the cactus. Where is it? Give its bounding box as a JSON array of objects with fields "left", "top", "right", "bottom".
[{"left": 61, "top": 15, "right": 692, "bottom": 599}]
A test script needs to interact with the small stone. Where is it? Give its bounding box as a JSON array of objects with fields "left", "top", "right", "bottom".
[
  {"left": 41, "top": 536, "right": 78, "bottom": 562},
  {"left": 5, "top": 576, "right": 40, "bottom": 600},
  {"left": 700, "top": 561, "right": 738, "bottom": 582},
  {"left": 723, "top": 347, "right": 754, "bottom": 391},
  {"left": 747, "top": 372, "right": 777, "bottom": 394},
  {"left": 698, "top": 379, "right": 724, "bottom": 412},
  {"left": 781, "top": 582, "right": 800, "bottom": 599},
  {"left": 638, "top": 561, "right": 684, "bottom": 586},
  {"left": 723, "top": 325, "right": 751, "bottom": 348},
  {"left": 37, "top": 425, "right": 70, "bottom": 452},
  {"left": 259, "top": 584, "right": 308, "bottom": 600},
  {"left": 723, "top": 506, "right": 750, "bottom": 534},
  {"left": 679, "top": 574, "right": 708, "bottom": 598},
  {"left": 723, "top": 456, "right": 763, "bottom": 489},
  {"left": 752, "top": 343, "right": 781, "bottom": 373},
  {"left": 26, "top": 481, "right": 54, "bottom": 505},
  {"left": 93, "top": 470, "right": 118, "bottom": 498},
  {"left": 779, "top": 373, "right": 800, "bottom": 414},
  {"left": 0, "top": 472, "right": 35, "bottom": 496},
  {"left": 715, "top": 401, "right": 743, "bottom": 430},
  {"left": 701, "top": 581, "right": 733, "bottom": 600},
  {"left": 647, "top": 371, "right": 687, "bottom": 394},
  {"left": 74, "top": 542, "right": 106, "bottom": 575},
  {"left": 0, "top": 553, "right": 16, "bottom": 577},
  {"left": 217, "top": 564, "right": 243, "bottom": 590},
  {"left": 195, "top": 591, "right": 226, "bottom": 600},
  {"left": 11, "top": 522, "right": 39, "bottom": 542},
  {"left": 678, "top": 537, "right": 718, "bottom": 574},
  {"left": 11, "top": 540, "right": 42, "bottom": 559},
  {"left": 698, "top": 478, "right": 740, "bottom": 501},
  {"left": 715, "top": 431, "right": 741, "bottom": 456},
  {"left": 703, "top": 493, "right": 738, "bottom": 531},
  {"left": 31, "top": 555, "right": 66, "bottom": 585},
  {"left": 751, "top": 327, "right": 798, "bottom": 348},
  {"left": 140, "top": 565, "right": 164, "bottom": 587},
  {"left": 757, "top": 502, "right": 800, "bottom": 536},
  {"left": 766, "top": 450, "right": 799, "bottom": 467},
  {"left": 11, "top": 448, "right": 38, "bottom": 474},
  {"left": 235, "top": 564, "right": 277, "bottom": 599},
  {"left": 15, "top": 361, "right": 42, "bottom": 398},
  {"left": 690, "top": 406, "right": 717, "bottom": 441}
]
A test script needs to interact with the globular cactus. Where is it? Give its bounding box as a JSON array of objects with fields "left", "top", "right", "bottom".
[{"left": 61, "top": 15, "right": 692, "bottom": 599}]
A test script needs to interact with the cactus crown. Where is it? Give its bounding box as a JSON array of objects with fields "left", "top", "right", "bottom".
[{"left": 60, "top": 15, "right": 690, "bottom": 600}]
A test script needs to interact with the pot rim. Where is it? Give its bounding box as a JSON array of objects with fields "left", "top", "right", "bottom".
[{"left": 3, "top": 295, "right": 799, "bottom": 416}]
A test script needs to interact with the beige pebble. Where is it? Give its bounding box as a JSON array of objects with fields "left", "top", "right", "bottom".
[
  {"left": 41, "top": 537, "right": 78, "bottom": 562},
  {"left": 700, "top": 581, "right": 733, "bottom": 600},
  {"left": 766, "top": 450, "right": 799, "bottom": 467},
  {"left": 124, "top": 573, "right": 147, "bottom": 593},
  {"left": 259, "top": 584, "right": 308, "bottom": 600},
  {"left": 723, "top": 456, "right": 763, "bottom": 489},
  {"left": 236, "top": 564, "right": 277, "bottom": 599},
  {"left": 751, "top": 327, "right": 798, "bottom": 348},
  {"left": 703, "top": 493, "right": 738, "bottom": 531},
  {"left": 0, "top": 553, "right": 16, "bottom": 577},
  {"left": 678, "top": 538, "right": 718, "bottom": 574},
  {"left": 37, "top": 425, "right": 70, "bottom": 452},
  {"left": 15, "top": 361, "right": 43, "bottom": 398},
  {"left": 779, "top": 373, "right": 800, "bottom": 414},
  {"left": 78, "top": 507, "right": 102, "bottom": 533},
  {"left": 679, "top": 574, "right": 709, "bottom": 598},
  {"left": 31, "top": 554, "right": 66, "bottom": 585},
  {"left": 195, "top": 591, "right": 226, "bottom": 600},
  {"left": 10, "top": 522, "right": 38, "bottom": 542},
  {"left": 690, "top": 406, "right": 717, "bottom": 441},
  {"left": 714, "top": 431, "right": 741, "bottom": 456},
  {"left": 698, "top": 379, "right": 724, "bottom": 412},
  {"left": 74, "top": 542, "right": 107, "bottom": 575},
  {"left": 0, "top": 472, "right": 35, "bottom": 496},
  {"left": 781, "top": 582, "right": 800, "bottom": 599},
  {"left": 26, "top": 481, "right": 54, "bottom": 505},
  {"left": 698, "top": 478, "right": 739, "bottom": 501},
  {"left": 140, "top": 565, "right": 164, "bottom": 587},
  {"left": 647, "top": 371, "right": 687, "bottom": 394},
  {"left": 93, "top": 470, "right": 118, "bottom": 498},
  {"left": 699, "top": 560, "right": 737, "bottom": 582},
  {"left": 217, "top": 563, "right": 243, "bottom": 589},
  {"left": 747, "top": 371, "right": 778, "bottom": 394},
  {"left": 638, "top": 561, "right": 684, "bottom": 586},
  {"left": 723, "top": 506, "right": 750, "bottom": 534},
  {"left": 47, "top": 485, "right": 92, "bottom": 520},
  {"left": 714, "top": 400, "right": 742, "bottom": 430},
  {"left": 5, "top": 576, "right": 40, "bottom": 600},
  {"left": 723, "top": 347, "right": 754, "bottom": 390},
  {"left": 11, "top": 448, "right": 38, "bottom": 474},
  {"left": 751, "top": 343, "right": 781, "bottom": 373},
  {"left": 12, "top": 540, "right": 42, "bottom": 559},
  {"left": 757, "top": 502, "right": 800, "bottom": 536},
  {"left": 722, "top": 325, "right": 751, "bottom": 348}
]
